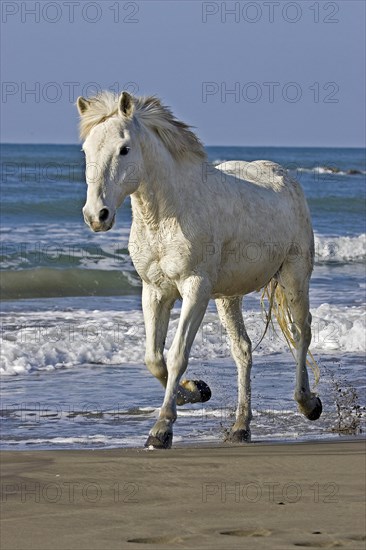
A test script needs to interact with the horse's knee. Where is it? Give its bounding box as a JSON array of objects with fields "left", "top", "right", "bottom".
[{"left": 145, "top": 353, "right": 167, "bottom": 383}]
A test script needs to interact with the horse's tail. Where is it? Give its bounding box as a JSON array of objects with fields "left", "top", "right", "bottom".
[{"left": 255, "top": 279, "right": 320, "bottom": 388}]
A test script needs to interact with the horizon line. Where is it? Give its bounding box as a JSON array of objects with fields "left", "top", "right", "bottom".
[{"left": 1, "top": 142, "right": 365, "bottom": 150}]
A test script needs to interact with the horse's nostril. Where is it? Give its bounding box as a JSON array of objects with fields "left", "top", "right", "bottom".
[{"left": 99, "top": 208, "right": 109, "bottom": 222}]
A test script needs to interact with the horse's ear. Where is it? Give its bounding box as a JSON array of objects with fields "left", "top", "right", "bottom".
[
  {"left": 77, "top": 97, "right": 90, "bottom": 115},
  {"left": 118, "top": 91, "right": 134, "bottom": 118}
]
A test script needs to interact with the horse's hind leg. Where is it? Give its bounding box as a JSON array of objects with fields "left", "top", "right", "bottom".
[
  {"left": 278, "top": 264, "right": 322, "bottom": 421},
  {"left": 142, "top": 282, "right": 211, "bottom": 407},
  {"left": 216, "top": 297, "right": 252, "bottom": 442}
]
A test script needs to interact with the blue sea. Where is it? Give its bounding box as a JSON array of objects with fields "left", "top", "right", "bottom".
[{"left": 1, "top": 144, "right": 365, "bottom": 449}]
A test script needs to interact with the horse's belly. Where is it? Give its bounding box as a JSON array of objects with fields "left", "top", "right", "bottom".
[{"left": 212, "top": 260, "right": 281, "bottom": 298}]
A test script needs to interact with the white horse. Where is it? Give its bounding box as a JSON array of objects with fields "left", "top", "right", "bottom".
[{"left": 77, "top": 91, "right": 322, "bottom": 448}]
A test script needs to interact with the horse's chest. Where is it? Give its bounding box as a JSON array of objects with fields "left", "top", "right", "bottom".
[{"left": 129, "top": 235, "right": 189, "bottom": 286}]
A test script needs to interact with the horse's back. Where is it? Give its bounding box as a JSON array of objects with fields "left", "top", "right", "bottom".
[
  {"left": 215, "top": 158, "right": 314, "bottom": 262},
  {"left": 216, "top": 159, "right": 312, "bottom": 234},
  {"left": 216, "top": 160, "right": 292, "bottom": 192}
]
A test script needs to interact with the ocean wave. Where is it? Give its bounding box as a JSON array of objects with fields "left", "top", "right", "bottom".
[
  {"left": 314, "top": 234, "right": 365, "bottom": 263},
  {"left": 1, "top": 303, "right": 364, "bottom": 376},
  {"left": 0, "top": 234, "right": 364, "bottom": 301},
  {"left": 0, "top": 268, "right": 141, "bottom": 300},
  {"left": 213, "top": 158, "right": 365, "bottom": 176},
  {"left": 298, "top": 166, "right": 365, "bottom": 177},
  {"left": 2, "top": 434, "right": 149, "bottom": 448}
]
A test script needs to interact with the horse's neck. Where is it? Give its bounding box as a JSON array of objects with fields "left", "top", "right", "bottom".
[{"left": 131, "top": 157, "right": 204, "bottom": 229}]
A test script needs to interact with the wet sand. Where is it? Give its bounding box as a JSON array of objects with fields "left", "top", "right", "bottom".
[{"left": 1, "top": 440, "right": 365, "bottom": 549}]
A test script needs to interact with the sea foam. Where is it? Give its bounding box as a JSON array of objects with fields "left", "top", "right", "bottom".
[
  {"left": 314, "top": 234, "right": 365, "bottom": 263},
  {"left": 1, "top": 303, "right": 364, "bottom": 376}
]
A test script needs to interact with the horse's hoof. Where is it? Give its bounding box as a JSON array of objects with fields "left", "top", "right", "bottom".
[
  {"left": 177, "top": 379, "right": 212, "bottom": 405},
  {"left": 304, "top": 397, "right": 323, "bottom": 421},
  {"left": 195, "top": 380, "right": 212, "bottom": 403},
  {"left": 144, "top": 431, "right": 173, "bottom": 449},
  {"left": 225, "top": 429, "right": 251, "bottom": 443}
]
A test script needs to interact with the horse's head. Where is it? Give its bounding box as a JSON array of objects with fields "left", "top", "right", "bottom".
[{"left": 77, "top": 92, "right": 142, "bottom": 232}]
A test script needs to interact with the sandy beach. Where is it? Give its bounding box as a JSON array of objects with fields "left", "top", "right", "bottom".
[{"left": 1, "top": 440, "right": 365, "bottom": 549}]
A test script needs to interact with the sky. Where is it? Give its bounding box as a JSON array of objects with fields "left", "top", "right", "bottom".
[{"left": 1, "top": 0, "right": 365, "bottom": 146}]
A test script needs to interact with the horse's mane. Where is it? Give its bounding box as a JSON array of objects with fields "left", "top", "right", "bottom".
[
  {"left": 79, "top": 92, "right": 119, "bottom": 141},
  {"left": 78, "top": 92, "right": 206, "bottom": 162}
]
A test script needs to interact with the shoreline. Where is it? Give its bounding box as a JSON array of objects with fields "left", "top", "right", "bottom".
[
  {"left": 1, "top": 434, "right": 365, "bottom": 453},
  {"left": 1, "top": 440, "right": 365, "bottom": 549}
]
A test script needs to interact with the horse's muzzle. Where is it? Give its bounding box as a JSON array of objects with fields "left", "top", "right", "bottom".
[
  {"left": 88, "top": 216, "right": 115, "bottom": 232},
  {"left": 83, "top": 207, "right": 115, "bottom": 232}
]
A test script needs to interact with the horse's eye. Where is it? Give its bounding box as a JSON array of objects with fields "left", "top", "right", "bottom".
[{"left": 120, "top": 146, "right": 130, "bottom": 156}]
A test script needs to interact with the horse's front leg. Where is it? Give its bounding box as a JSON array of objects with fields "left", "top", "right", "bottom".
[
  {"left": 142, "top": 282, "right": 174, "bottom": 387},
  {"left": 143, "top": 282, "right": 211, "bottom": 406},
  {"left": 145, "top": 276, "right": 211, "bottom": 449}
]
